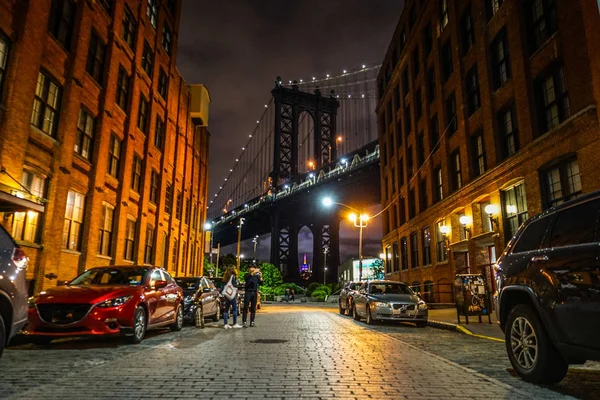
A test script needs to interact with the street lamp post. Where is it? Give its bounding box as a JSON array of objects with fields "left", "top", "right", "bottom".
[
  {"left": 204, "top": 222, "right": 213, "bottom": 266},
  {"left": 252, "top": 235, "right": 259, "bottom": 262},
  {"left": 323, "top": 246, "right": 329, "bottom": 285},
  {"left": 236, "top": 217, "right": 245, "bottom": 268}
]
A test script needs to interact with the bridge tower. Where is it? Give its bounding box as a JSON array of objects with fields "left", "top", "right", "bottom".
[{"left": 269, "top": 78, "right": 340, "bottom": 282}]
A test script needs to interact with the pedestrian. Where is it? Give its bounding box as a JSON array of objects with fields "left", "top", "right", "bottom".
[
  {"left": 284, "top": 287, "right": 290, "bottom": 302},
  {"left": 291, "top": 288, "right": 295, "bottom": 303},
  {"left": 221, "top": 266, "right": 242, "bottom": 329},
  {"left": 242, "top": 264, "right": 263, "bottom": 327}
]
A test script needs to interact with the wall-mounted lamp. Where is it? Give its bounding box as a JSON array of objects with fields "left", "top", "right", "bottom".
[
  {"left": 459, "top": 215, "right": 471, "bottom": 238},
  {"left": 439, "top": 224, "right": 451, "bottom": 247},
  {"left": 484, "top": 204, "right": 499, "bottom": 231}
]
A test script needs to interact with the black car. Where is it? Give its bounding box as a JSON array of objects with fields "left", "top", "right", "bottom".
[
  {"left": 495, "top": 191, "right": 600, "bottom": 384},
  {"left": 175, "top": 277, "right": 220, "bottom": 327}
]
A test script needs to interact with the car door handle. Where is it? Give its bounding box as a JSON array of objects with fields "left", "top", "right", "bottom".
[{"left": 531, "top": 255, "right": 549, "bottom": 262}]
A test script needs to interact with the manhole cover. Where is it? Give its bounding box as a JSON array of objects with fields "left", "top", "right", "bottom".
[{"left": 250, "top": 339, "right": 289, "bottom": 344}]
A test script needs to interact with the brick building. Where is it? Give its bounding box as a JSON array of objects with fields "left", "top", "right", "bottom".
[
  {"left": 0, "top": 0, "right": 210, "bottom": 293},
  {"left": 376, "top": 0, "right": 600, "bottom": 302}
]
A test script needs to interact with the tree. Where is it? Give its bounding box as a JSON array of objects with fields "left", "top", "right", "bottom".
[
  {"left": 258, "top": 262, "right": 282, "bottom": 289},
  {"left": 370, "top": 259, "right": 384, "bottom": 279}
]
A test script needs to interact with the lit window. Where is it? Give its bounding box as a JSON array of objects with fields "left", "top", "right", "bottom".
[
  {"left": 146, "top": 0, "right": 158, "bottom": 29},
  {"left": 144, "top": 225, "right": 154, "bottom": 264},
  {"left": 124, "top": 218, "right": 136, "bottom": 261},
  {"left": 542, "top": 157, "right": 581, "bottom": 209},
  {"left": 99, "top": 203, "right": 114, "bottom": 256},
  {"left": 63, "top": 190, "right": 84, "bottom": 250},
  {"left": 31, "top": 71, "right": 61, "bottom": 137}
]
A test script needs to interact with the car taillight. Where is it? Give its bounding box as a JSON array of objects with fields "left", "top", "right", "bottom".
[{"left": 12, "top": 247, "right": 29, "bottom": 270}]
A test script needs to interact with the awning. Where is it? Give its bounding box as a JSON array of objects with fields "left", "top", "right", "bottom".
[{"left": 0, "top": 191, "right": 45, "bottom": 213}]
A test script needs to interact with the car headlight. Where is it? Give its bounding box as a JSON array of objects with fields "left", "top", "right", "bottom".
[
  {"left": 28, "top": 296, "right": 36, "bottom": 309},
  {"left": 373, "top": 301, "right": 389, "bottom": 307},
  {"left": 97, "top": 295, "right": 133, "bottom": 308},
  {"left": 418, "top": 301, "right": 428, "bottom": 310}
]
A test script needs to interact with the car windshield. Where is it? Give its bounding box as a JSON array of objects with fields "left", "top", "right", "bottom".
[
  {"left": 70, "top": 267, "right": 149, "bottom": 286},
  {"left": 175, "top": 278, "right": 200, "bottom": 291},
  {"left": 369, "top": 283, "right": 413, "bottom": 295}
]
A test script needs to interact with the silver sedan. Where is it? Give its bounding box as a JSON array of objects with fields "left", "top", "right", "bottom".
[{"left": 352, "top": 281, "right": 428, "bottom": 327}]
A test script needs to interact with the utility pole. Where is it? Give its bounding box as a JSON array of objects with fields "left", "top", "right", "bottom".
[
  {"left": 236, "top": 217, "right": 245, "bottom": 268},
  {"left": 215, "top": 243, "right": 221, "bottom": 277},
  {"left": 323, "top": 246, "right": 329, "bottom": 285},
  {"left": 252, "top": 235, "right": 258, "bottom": 262}
]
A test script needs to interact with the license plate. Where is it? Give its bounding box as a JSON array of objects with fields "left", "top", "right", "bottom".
[{"left": 392, "top": 308, "right": 405, "bottom": 315}]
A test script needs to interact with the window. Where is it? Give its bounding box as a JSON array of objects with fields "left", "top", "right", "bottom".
[
  {"left": 442, "top": 40, "right": 453, "bottom": 82},
  {"left": 150, "top": 169, "right": 159, "bottom": 204},
  {"left": 131, "top": 153, "right": 142, "bottom": 192},
  {"left": 107, "top": 134, "right": 121, "bottom": 178},
  {"left": 445, "top": 93, "right": 457, "bottom": 135},
  {"left": 75, "top": 107, "right": 95, "bottom": 160},
  {"left": 165, "top": 183, "right": 173, "bottom": 214},
  {"left": 99, "top": 0, "right": 114, "bottom": 16},
  {"left": 63, "top": 190, "right": 84, "bottom": 250},
  {"left": 434, "top": 166, "right": 443, "bottom": 203},
  {"left": 192, "top": 206, "right": 198, "bottom": 229},
  {"left": 172, "top": 238, "right": 178, "bottom": 268},
  {"left": 86, "top": 30, "right": 106, "bottom": 85},
  {"left": 436, "top": 220, "right": 448, "bottom": 262},
  {"left": 399, "top": 197, "right": 406, "bottom": 225},
  {"left": 535, "top": 63, "right": 570, "bottom": 133},
  {"left": 393, "top": 85, "right": 401, "bottom": 113},
  {"left": 415, "top": 88, "right": 422, "bottom": 120},
  {"left": 144, "top": 225, "right": 154, "bottom": 264},
  {"left": 31, "top": 71, "right": 61, "bottom": 137},
  {"left": 12, "top": 172, "right": 45, "bottom": 243},
  {"left": 407, "top": 146, "right": 414, "bottom": 177},
  {"left": 154, "top": 116, "right": 165, "bottom": 151},
  {"left": 396, "top": 120, "right": 403, "bottom": 148},
  {"left": 512, "top": 217, "right": 550, "bottom": 254},
  {"left": 124, "top": 218, "right": 136, "bottom": 261},
  {"left": 162, "top": 24, "right": 172, "bottom": 55},
  {"left": 408, "top": 187, "right": 416, "bottom": 220},
  {"left": 147, "top": 0, "right": 158, "bottom": 29},
  {"left": 423, "top": 23, "right": 433, "bottom": 56},
  {"left": 422, "top": 227, "right": 432, "bottom": 266},
  {"left": 480, "top": 201, "right": 493, "bottom": 233},
  {"left": 386, "top": 100, "right": 392, "bottom": 126},
  {"left": 486, "top": 0, "right": 504, "bottom": 20},
  {"left": 420, "top": 178, "right": 428, "bottom": 212},
  {"left": 430, "top": 115, "right": 439, "bottom": 152},
  {"left": 401, "top": 237, "right": 408, "bottom": 270},
  {"left": 471, "top": 132, "right": 485, "bottom": 177},
  {"left": 498, "top": 106, "right": 518, "bottom": 159},
  {"left": 461, "top": 5, "right": 475, "bottom": 54},
  {"left": 417, "top": 133, "right": 425, "bottom": 167},
  {"left": 137, "top": 96, "right": 149, "bottom": 133},
  {"left": 398, "top": 158, "right": 404, "bottom": 186},
  {"left": 440, "top": 0, "right": 449, "bottom": 31},
  {"left": 404, "top": 106, "right": 412, "bottom": 137},
  {"left": 451, "top": 150, "right": 462, "bottom": 191},
  {"left": 502, "top": 182, "right": 529, "bottom": 243},
  {"left": 402, "top": 68, "right": 409, "bottom": 98},
  {"left": 48, "top": 0, "right": 76, "bottom": 49},
  {"left": 0, "top": 32, "right": 9, "bottom": 94},
  {"left": 116, "top": 66, "right": 130, "bottom": 111},
  {"left": 181, "top": 241, "right": 187, "bottom": 273},
  {"left": 392, "top": 242, "right": 399, "bottom": 272},
  {"left": 412, "top": 47, "right": 420, "bottom": 77},
  {"left": 142, "top": 41, "right": 154, "bottom": 77},
  {"left": 410, "top": 232, "right": 419, "bottom": 269},
  {"left": 385, "top": 245, "right": 392, "bottom": 274},
  {"left": 185, "top": 198, "right": 191, "bottom": 225},
  {"left": 492, "top": 29, "right": 510, "bottom": 89},
  {"left": 121, "top": 5, "right": 136, "bottom": 50},
  {"left": 542, "top": 157, "right": 582, "bottom": 209},
  {"left": 527, "top": 0, "right": 557, "bottom": 53},
  {"left": 158, "top": 69, "right": 168, "bottom": 99},
  {"left": 427, "top": 67, "right": 436, "bottom": 103},
  {"left": 466, "top": 66, "right": 480, "bottom": 115},
  {"left": 99, "top": 203, "right": 114, "bottom": 256},
  {"left": 391, "top": 167, "right": 396, "bottom": 193},
  {"left": 547, "top": 199, "right": 600, "bottom": 248}
]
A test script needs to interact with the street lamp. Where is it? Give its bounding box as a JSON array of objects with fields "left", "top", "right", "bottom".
[
  {"left": 323, "top": 246, "right": 329, "bottom": 285},
  {"left": 324, "top": 267, "right": 328, "bottom": 285},
  {"left": 252, "top": 235, "right": 259, "bottom": 262},
  {"left": 204, "top": 222, "right": 213, "bottom": 267},
  {"left": 236, "top": 217, "right": 245, "bottom": 268},
  {"left": 322, "top": 197, "right": 368, "bottom": 281}
]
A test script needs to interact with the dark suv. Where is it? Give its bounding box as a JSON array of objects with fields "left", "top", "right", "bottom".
[
  {"left": 0, "top": 225, "right": 29, "bottom": 357},
  {"left": 495, "top": 191, "right": 600, "bottom": 384}
]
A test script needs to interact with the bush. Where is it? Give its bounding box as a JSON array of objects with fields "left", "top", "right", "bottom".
[
  {"left": 327, "top": 283, "right": 340, "bottom": 294},
  {"left": 306, "top": 282, "right": 321, "bottom": 297},
  {"left": 311, "top": 288, "right": 328, "bottom": 302}
]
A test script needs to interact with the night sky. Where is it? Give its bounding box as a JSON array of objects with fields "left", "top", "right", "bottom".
[{"left": 177, "top": 1, "right": 405, "bottom": 264}]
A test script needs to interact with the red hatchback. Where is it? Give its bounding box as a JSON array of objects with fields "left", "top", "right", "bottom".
[{"left": 26, "top": 266, "right": 183, "bottom": 344}]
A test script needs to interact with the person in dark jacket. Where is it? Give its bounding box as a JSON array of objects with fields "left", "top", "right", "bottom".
[{"left": 242, "top": 264, "right": 262, "bottom": 327}]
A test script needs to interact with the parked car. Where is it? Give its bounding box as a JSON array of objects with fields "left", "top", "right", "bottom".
[
  {"left": 351, "top": 280, "right": 427, "bottom": 327},
  {"left": 0, "top": 225, "right": 29, "bottom": 357},
  {"left": 175, "top": 276, "right": 220, "bottom": 327},
  {"left": 338, "top": 281, "right": 363, "bottom": 315},
  {"left": 495, "top": 191, "right": 600, "bottom": 384},
  {"left": 26, "top": 266, "right": 183, "bottom": 345}
]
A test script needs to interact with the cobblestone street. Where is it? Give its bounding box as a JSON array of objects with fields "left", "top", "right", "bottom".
[{"left": 0, "top": 304, "right": 597, "bottom": 399}]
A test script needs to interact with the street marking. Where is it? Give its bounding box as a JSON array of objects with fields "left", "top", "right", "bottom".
[{"left": 455, "top": 325, "right": 505, "bottom": 343}]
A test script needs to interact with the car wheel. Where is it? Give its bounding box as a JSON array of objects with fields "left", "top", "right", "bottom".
[
  {"left": 194, "top": 306, "right": 205, "bottom": 329},
  {"left": 366, "top": 305, "right": 375, "bottom": 325},
  {"left": 505, "top": 304, "right": 568, "bottom": 384},
  {"left": 128, "top": 306, "right": 147, "bottom": 344},
  {"left": 352, "top": 304, "right": 360, "bottom": 321},
  {"left": 170, "top": 305, "right": 183, "bottom": 332},
  {"left": 0, "top": 314, "right": 5, "bottom": 357},
  {"left": 30, "top": 336, "right": 53, "bottom": 346},
  {"left": 211, "top": 303, "right": 220, "bottom": 322},
  {"left": 415, "top": 321, "right": 427, "bottom": 328}
]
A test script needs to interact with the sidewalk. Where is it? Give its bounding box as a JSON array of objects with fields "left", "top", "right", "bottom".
[{"left": 428, "top": 307, "right": 505, "bottom": 341}]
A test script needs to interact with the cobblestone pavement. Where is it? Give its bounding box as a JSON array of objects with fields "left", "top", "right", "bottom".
[{"left": 0, "top": 304, "right": 591, "bottom": 399}]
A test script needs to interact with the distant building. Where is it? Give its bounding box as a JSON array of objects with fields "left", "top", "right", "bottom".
[
  {"left": 0, "top": 0, "right": 210, "bottom": 293},
  {"left": 377, "top": 0, "right": 600, "bottom": 303},
  {"left": 338, "top": 257, "right": 383, "bottom": 283}
]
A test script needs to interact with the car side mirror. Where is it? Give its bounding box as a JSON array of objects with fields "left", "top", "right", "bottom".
[
  {"left": 203, "top": 287, "right": 211, "bottom": 293},
  {"left": 153, "top": 280, "right": 168, "bottom": 290}
]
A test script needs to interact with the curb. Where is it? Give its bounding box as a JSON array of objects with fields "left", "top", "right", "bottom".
[{"left": 427, "top": 319, "right": 504, "bottom": 343}]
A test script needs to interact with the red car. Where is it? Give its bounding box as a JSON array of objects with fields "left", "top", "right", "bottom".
[{"left": 25, "top": 266, "right": 183, "bottom": 344}]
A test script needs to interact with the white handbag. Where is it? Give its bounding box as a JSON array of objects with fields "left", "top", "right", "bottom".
[{"left": 223, "top": 275, "right": 238, "bottom": 301}]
